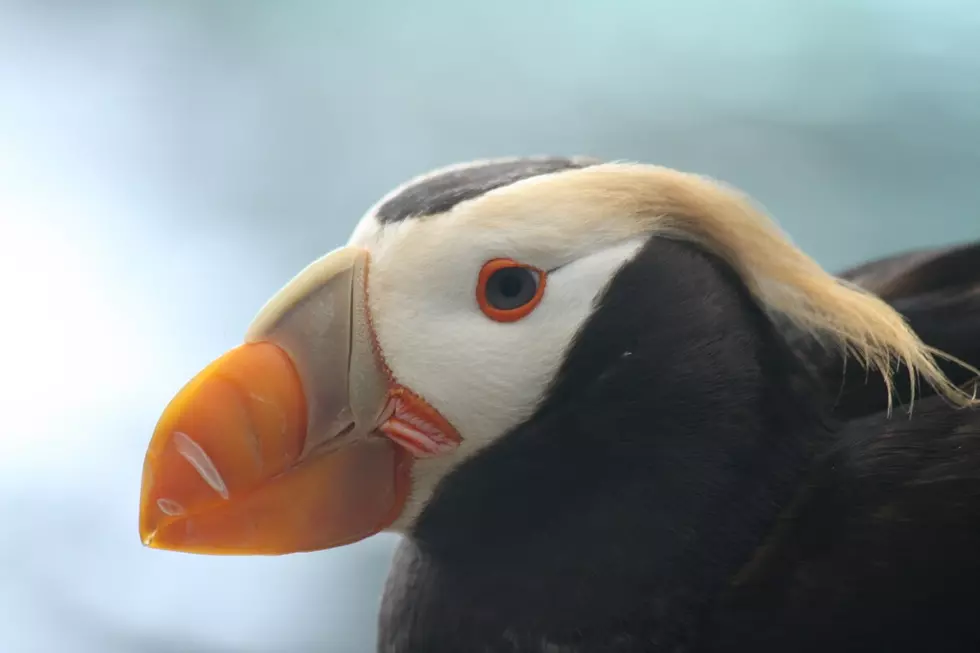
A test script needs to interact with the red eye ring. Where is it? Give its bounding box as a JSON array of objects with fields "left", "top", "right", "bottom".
[{"left": 476, "top": 258, "right": 547, "bottom": 323}]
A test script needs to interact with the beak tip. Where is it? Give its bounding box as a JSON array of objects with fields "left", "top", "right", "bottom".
[
  {"left": 138, "top": 511, "right": 159, "bottom": 548},
  {"left": 139, "top": 518, "right": 184, "bottom": 553},
  {"left": 139, "top": 521, "right": 160, "bottom": 549}
]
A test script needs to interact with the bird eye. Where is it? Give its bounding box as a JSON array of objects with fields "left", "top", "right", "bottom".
[{"left": 476, "top": 259, "right": 547, "bottom": 322}]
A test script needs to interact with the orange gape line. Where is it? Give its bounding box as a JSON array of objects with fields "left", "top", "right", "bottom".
[{"left": 381, "top": 386, "right": 462, "bottom": 458}]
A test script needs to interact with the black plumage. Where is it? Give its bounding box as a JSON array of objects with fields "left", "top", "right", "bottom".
[
  {"left": 375, "top": 157, "right": 597, "bottom": 224},
  {"left": 379, "top": 235, "right": 980, "bottom": 653}
]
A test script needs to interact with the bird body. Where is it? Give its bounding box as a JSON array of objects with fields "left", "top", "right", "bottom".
[{"left": 138, "top": 158, "right": 980, "bottom": 652}]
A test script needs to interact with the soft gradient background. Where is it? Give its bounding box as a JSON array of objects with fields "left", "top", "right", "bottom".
[{"left": 1, "top": 1, "right": 978, "bottom": 651}]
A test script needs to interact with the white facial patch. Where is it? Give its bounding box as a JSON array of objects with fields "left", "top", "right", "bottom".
[{"left": 348, "top": 201, "right": 646, "bottom": 530}]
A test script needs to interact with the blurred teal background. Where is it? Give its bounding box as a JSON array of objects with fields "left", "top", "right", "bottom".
[{"left": 1, "top": 1, "right": 978, "bottom": 651}]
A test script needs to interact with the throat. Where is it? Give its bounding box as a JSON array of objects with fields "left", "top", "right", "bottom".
[{"left": 379, "top": 371, "right": 825, "bottom": 653}]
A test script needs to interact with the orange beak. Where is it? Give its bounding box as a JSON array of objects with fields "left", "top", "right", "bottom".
[{"left": 139, "top": 247, "right": 460, "bottom": 555}]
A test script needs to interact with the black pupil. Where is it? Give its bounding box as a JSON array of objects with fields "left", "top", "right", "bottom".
[
  {"left": 486, "top": 267, "right": 537, "bottom": 311},
  {"left": 499, "top": 273, "right": 523, "bottom": 298}
]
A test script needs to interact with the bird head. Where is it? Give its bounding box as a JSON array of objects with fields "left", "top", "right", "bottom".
[{"left": 138, "top": 157, "right": 973, "bottom": 555}]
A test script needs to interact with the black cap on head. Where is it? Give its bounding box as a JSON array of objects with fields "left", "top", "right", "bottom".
[{"left": 375, "top": 157, "right": 600, "bottom": 224}]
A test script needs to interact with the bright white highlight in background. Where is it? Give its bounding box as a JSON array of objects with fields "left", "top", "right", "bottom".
[{"left": 0, "top": 1, "right": 977, "bottom": 652}]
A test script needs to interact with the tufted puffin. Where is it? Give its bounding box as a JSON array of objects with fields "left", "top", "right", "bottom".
[{"left": 138, "top": 158, "right": 980, "bottom": 653}]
